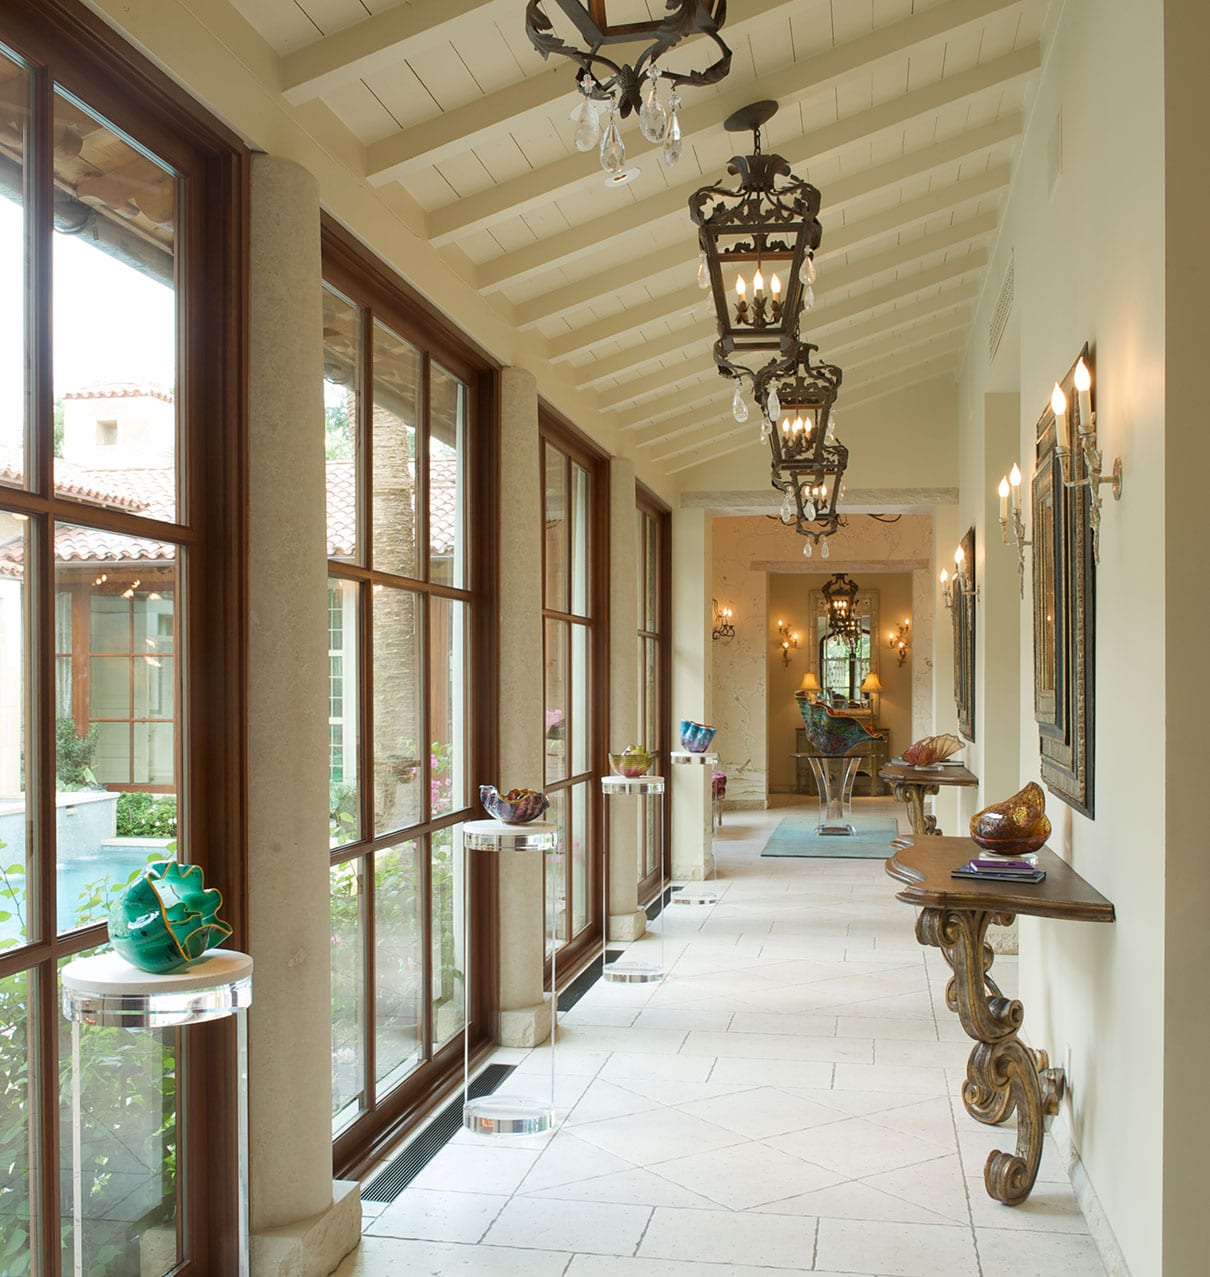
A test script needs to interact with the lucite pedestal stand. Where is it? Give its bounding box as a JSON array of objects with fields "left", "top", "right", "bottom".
[
  {"left": 600, "top": 773, "right": 666, "bottom": 984},
  {"left": 669, "top": 750, "right": 722, "bottom": 907},
  {"left": 461, "top": 819, "right": 558, "bottom": 1136},
  {"left": 61, "top": 949, "right": 254, "bottom": 1277},
  {"left": 808, "top": 755, "right": 862, "bottom": 835}
]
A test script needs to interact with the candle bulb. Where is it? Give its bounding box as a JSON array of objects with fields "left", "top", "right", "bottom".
[
  {"left": 1074, "top": 357, "right": 1092, "bottom": 432},
  {"left": 1009, "top": 461, "right": 1022, "bottom": 514},
  {"left": 940, "top": 568, "right": 949, "bottom": 586},
  {"left": 770, "top": 273, "right": 781, "bottom": 298},
  {"left": 735, "top": 275, "right": 746, "bottom": 298},
  {"left": 1051, "top": 382, "right": 1069, "bottom": 452},
  {"left": 753, "top": 268, "right": 765, "bottom": 297},
  {"left": 998, "top": 475, "right": 1009, "bottom": 523}
]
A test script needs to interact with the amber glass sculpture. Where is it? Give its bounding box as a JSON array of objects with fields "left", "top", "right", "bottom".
[{"left": 970, "top": 782, "right": 1051, "bottom": 854}]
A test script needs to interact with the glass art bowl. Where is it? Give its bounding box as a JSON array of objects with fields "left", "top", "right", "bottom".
[
  {"left": 107, "top": 860, "right": 233, "bottom": 974},
  {"left": 970, "top": 781, "right": 1052, "bottom": 855},
  {"left": 609, "top": 747, "right": 654, "bottom": 778},
  {"left": 678, "top": 720, "right": 717, "bottom": 753},
  {"left": 479, "top": 784, "right": 550, "bottom": 824}
]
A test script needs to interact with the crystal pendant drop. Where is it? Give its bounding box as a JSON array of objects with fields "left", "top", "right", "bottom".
[
  {"left": 803, "top": 540, "right": 813, "bottom": 559},
  {"left": 826, "top": 412, "right": 837, "bottom": 440},
  {"left": 760, "top": 419, "right": 771, "bottom": 444},
  {"left": 639, "top": 68, "right": 667, "bottom": 143},
  {"left": 804, "top": 283, "right": 815, "bottom": 311},
  {"left": 767, "top": 385, "right": 781, "bottom": 419},
  {"left": 805, "top": 501, "right": 817, "bottom": 522},
  {"left": 821, "top": 539, "right": 830, "bottom": 559},
  {"left": 781, "top": 491, "right": 793, "bottom": 522},
  {"left": 599, "top": 110, "right": 625, "bottom": 175},
  {"left": 732, "top": 383, "right": 748, "bottom": 424},
  {"left": 696, "top": 250, "right": 709, "bottom": 290},
  {"left": 799, "top": 254, "right": 817, "bottom": 285},
  {"left": 662, "top": 93, "right": 682, "bottom": 166},
  {"left": 573, "top": 100, "right": 600, "bottom": 152}
]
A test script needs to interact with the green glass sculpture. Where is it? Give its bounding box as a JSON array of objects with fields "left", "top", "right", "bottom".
[{"left": 108, "top": 860, "right": 233, "bottom": 973}]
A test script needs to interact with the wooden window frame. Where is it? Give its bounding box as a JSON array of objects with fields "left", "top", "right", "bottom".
[
  {"left": 321, "top": 222, "right": 500, "bottom": 1180},
  {"left": 0, "top": 1, "right": 249, "bottom": 1273}
]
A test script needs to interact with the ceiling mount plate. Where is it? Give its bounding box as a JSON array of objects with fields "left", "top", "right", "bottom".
[{"left": 724, "top": 100, "right": 779, "bottom": 133}]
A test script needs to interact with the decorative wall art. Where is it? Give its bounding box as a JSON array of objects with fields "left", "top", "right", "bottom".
[
  {"left": 953, "top": 527, "right": 976, "bottom": 742},
  {"left": 1032, "top": 346, "right": 1095, "bottom": 815}
]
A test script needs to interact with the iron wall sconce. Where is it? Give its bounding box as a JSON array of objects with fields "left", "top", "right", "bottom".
[
  {"left": 1051, "top": 355, "right": 1122, "bottom": 564},
  {"left": 888, "top": 619, "right": 911, "bottom": 667},
  {"left": 776, "top": 618, "right": 799, "bottom": 666},
  {"left": 998, "top": 462, "right": 1031, "bottom": 597},
  {"left": 941, "top": 545, "right": 979, "bottom": 611},
  {"left": 712, "top": 599, "right": 735, "bottom": 641}
]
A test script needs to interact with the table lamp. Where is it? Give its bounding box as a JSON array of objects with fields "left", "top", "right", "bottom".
[
  {"left": 797, "top": 672, "right": 821, "bottom": 703},
  {"left": 859, "top": 670, "right": 883, "bottom": 715}
]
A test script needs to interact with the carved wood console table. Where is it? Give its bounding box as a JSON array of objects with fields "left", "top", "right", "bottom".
[
  {"left": 885, "top": 837, "right": 1114, "bottom": 1205},
  {"left": 879, "top": 761, "right": 979, "bottom": 835}
]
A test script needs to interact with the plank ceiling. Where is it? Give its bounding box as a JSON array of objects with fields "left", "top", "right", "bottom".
[{"left": 234, "top": 0, "right": 1041, "bottom": 477}]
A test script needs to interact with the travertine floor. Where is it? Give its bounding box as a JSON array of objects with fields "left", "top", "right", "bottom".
[{"left": 337, "top": 800, "right": 1107, "bottom": 1277}]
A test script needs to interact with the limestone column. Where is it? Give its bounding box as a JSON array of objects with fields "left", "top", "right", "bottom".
[
  {"left": 495, "top": 368, "right": 550, "bottom": 1046},
  {"left": 606, "top": 459, "right": 646, "bottom": 937},
  {"left": 670, "top": 508, "right": 714, "bottom": 880},
  {"left": 246, "top": 156, "right": 359, "bottom": 1274}
]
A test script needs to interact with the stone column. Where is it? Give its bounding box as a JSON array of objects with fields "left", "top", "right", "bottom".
[
  {"left": 670, "top": 508, "right": 714, "bottom": 880},
  {"left": 245, "top": 156, "right": 360, "bottom": 1274},
  {"left": 606, "top": 459, "right": 646, "bottom": 938},
  {"left": 930, "top": 502, "right": 961, "bottom": 836},
  {"left": 495, "top": 368, "right": 550, "bottom": 1046}
]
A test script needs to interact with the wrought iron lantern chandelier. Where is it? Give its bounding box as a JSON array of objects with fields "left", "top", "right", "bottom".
[
  {"left": 772, "top": 438, "right": 848, "bottom": 559},
  {"left": 820, "top": 572, "right": 863, "bottom": 653},
  {"left": 689, "top": 100, "right": 823, "bottom": 370},
  {"left": 754, "top": 342, "right": 842, "bottom": 457},
  {"left": 526, "top": 1, "right": 731, "bottom": 183}
]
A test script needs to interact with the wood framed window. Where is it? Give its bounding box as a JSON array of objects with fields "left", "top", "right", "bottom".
[
  {"left": 322, "top": 223, "right": 497, "bottom": 1177},
  {"left": 540, "top": 414, "right": 607, "bottom": 979},
  {"left": 635, "top": 489, "right": 671, "bottom": 906},
  {"left": 0, "top": 2, "right": 247, "bottom": 1274}
]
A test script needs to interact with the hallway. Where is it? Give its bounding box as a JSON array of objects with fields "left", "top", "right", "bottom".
[{"left": 338, "top": 803, "right": 1107, "bottom": 1277}]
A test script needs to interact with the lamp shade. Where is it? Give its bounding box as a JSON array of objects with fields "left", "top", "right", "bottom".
[
  {"left": 859, "top": 672, "right": 883, "bottom": 694},
  {"left": 797, "top": 672, "right": 821, "bottom": 693}
]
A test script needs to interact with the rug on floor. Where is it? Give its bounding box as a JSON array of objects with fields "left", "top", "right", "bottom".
[{"left": 761, "top": 812, "right": 901, "bottom": 859}]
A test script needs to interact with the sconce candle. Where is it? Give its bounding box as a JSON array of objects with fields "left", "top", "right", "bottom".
[
  {"left": 1051, "top": 383, "right": 1069, "bottom": 452},
  {"left": 1009, "top": 462, "right": 1023, "bottom": 513},
  {"left": 998, "top": 475, "right": 1009, "bottom": 524},
  {"left": 1074, "top": 356, "right": 1093, "bottom": 428}
]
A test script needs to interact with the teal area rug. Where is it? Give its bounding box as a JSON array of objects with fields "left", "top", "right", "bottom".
[{"left": 761, "top": 813, "right": 901, "bottom": 859}]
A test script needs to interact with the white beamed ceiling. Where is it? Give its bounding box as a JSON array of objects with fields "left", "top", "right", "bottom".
[{"left": 234, "top": 0, "right": 1041, "bottom": 481}]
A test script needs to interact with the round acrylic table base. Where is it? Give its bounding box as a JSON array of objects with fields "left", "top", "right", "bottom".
[
  {"left": 604, "top": 960, "right": 665, "bottom": 984},
  {"left": 808, "top": 755, "right": 861, "bottom": 836},
  {"left": 672, "top": 887, "right": 721, "bottom": 907},
  {"left": 669, "top": 751, "right": 723, "bottom": 903},
  {"left": 463, "top": 1095, "right": 553, "bottom": 1137},
  {"left": 601, "top": 775, "right": 666, "bottom": 985}
]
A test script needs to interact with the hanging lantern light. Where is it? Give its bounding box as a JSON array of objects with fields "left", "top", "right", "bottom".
[
  {"left": 526, "top": 1, "right": 731, "bottom": 177},
  {"left": 689, "top": 100, "right": 823, "bottom": 365},
  {"left": 754, "top": 342, "right": 843, "bottom": 477},
  {"left": 771, "top": 438, "right": 849, "bottom": 556},
  {"left": 820, "top": 571, "right": 864, "bottom": 654}
]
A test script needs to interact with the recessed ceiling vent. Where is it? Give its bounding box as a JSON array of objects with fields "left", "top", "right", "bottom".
[{"left": 988, "top": 251, "right": 1014, "bottom": 363}]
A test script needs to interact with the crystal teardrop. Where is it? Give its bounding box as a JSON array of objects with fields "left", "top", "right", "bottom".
[
  {"left": 780, "top": 491, "right": 793, "bottom": 522},
  {"left": 696, "top": 251, "right": 709, "bottom": 289},
  {"left": 821, "top": 539, "right": 830, "bottom": 559},
  {"left": 732, "top": 383, "right": 748, "bottom": 424},
  {"left": 803, "top": 540, "right": 813, "bottom": 558},
  {"left": 662, "top": 93, "right": 682, "bottom": 166},
  {"left": 800, "top": 254, "right": 817, "bottom": 285},
  {"left": 599, "top": 111, "right": 625, "bottom": 175},
  {"left": 805, "top": 501, "right": 817, "bottom": 522},
  {"left": 767, "top": 386, "right": 781, "bottom": 419},
  {"left": 804, "top": 283, "right": 815, "bottom": 311},
  {"left": 574, "top": 101, "right": 601, "bottom": 152},
  {"left": 760, "top": 419, "right": 771, "bottom": 444},
  {"left": 639, "top": 68, "right": 667, "bottom": 143}
]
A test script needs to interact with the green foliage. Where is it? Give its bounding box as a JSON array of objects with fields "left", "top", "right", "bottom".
[
  {"left": 329, "top": 781, "right": 358, "bottom": 847},
  {"left": 53, "top": 398, "right": 65, "bottom": 458},
  {"left": 324, "top": 402, "right": 353, "bottom": 460},
  {"left": 56, "top": 716, "right": 99, "bottom": 791},
  {"left": 115, "top": 792, "right": 178, "bottom": 839}
]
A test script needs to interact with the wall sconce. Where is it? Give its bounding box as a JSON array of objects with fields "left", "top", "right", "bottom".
[
  {"left": 943, "top": 544, "right": 979, "bottom": 610},
  {"left": 797, "top": 671, "right": 821, "bottom": 702},
  {"left": 776, "top": 619, "right": 799, "bottom": 666},
  {"left": 997, "top": 462, "right": 1031, "bottom": 598},
  {"left": 887, "top": 618, "right": 911, "bottom": 667},
  {"left": 712, "top": 598, "right": 735, "bottom": 641},
  {"left": 1052, "top": 356, "right": 1122, "bottom": 564}
]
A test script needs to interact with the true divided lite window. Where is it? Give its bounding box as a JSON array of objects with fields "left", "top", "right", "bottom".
[
  {"left": 321, "top": 226, "right": 496, "bottom": 1174},
  {"left": 0, "top": 4, "right": 246, "bottom": 1274}
]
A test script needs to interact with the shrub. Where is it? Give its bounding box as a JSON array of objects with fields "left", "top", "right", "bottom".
[
  {"left": 115, "top": 792, "right": 178, "bottom": 839},
  {"left": 56, "top": 717, "right": 99, "bottom": 791}
]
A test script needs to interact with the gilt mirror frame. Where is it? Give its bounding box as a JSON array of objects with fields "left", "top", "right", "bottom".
[{"left": 1031, "top": 345, "right": 1096, "bottom": 816}]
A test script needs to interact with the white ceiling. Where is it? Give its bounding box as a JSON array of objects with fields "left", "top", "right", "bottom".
[{"left": 234, "top": 0, "right": 1041, "bottom": 476}]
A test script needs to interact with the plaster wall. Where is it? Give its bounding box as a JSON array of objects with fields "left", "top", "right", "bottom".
[
  {"left": 955, "top": 0, "right": 1172, "bottom": 1268},
  {"left": 711, "top": 513, "right": 938, "bottom": 805}
]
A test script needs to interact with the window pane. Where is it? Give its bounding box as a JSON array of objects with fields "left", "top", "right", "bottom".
[
  {"left": 331, "top": 859, "right": 365, "bottom": 1134},
  {"left": 328, "top": 579, "right": 360, "bottom": 849},
  {"left": 60, "top": 949, "right": 179, "bottom": 1275},
  {"left": 324, "top": 287, "right": 360, "bottom": 565},
  {"left": 374, "top": 841, "right": 421, "bottom": 1092},
  {"left": 373, "top": 586, "right": 422, "bottom": 833},
  {"left": 0, "top": 969, "right": 35, "bottom": 1272},
  {"left": 0, "top": 55, "right": 29, "bottom": 490},
  {"left": 543, "top": 446, "right": 566, "bottom": 613},
  {"left": 0, "top": 514, "right": 32, "bottom": 949},
  {"left": 429, "top": 598, "right": 466, "bottom": 820},
  {"left": 545, "top": 788, "right": 568, "bottom": 950},
  {"left": 571, "top": 623, "right": 589, "bottom": 777},
  {"left": 571, "top": 781, "right": 589, "bottom": 938},
  {"left": 371, "top": 322, "right": 421, "bottom": 580},
  {"left": 53, "top": 92, "right": 178, "bottom": 519},
  {"left": 429, "top": 365, "right": 466, "bottom": 589},
  {"left": 56, "top": 533, "right": 178, "bottom": 928},
  {"left": 544, "top": 619, "right": 567, "bottom": 785},
  {"left": 571, "top": 462, "right": 590, "bottom": 617},
  {"left": 431, "top": 824, "right": 465, "bottom": 1050},
  {"left": 643, "top": 514, "right": 657, "bottom": 633}
]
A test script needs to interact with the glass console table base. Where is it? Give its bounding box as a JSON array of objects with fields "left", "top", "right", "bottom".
[{"left": 807, "top": 755, "right": 862, "bottom": 836}]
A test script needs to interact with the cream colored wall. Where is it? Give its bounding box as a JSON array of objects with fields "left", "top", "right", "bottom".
[
  {"left": 712, "top": 513, "right": 937, "bottom": 805},
  {"left": 956, "top": 0, "right": 1171, "bottom": 1269},
  {"left": 765, "top": 572, "right": 913, "bottom": 792},
  {"left": 679, "top": 375, "right": 960, "bottom": 495}
]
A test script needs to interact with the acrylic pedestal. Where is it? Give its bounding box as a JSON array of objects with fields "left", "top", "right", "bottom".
[
  {"left": 669, "top": 750, "right": 721, "bottom": 906},
  {"left": 807, "top": 755, "right": 862, "bottom": 835},
  {"left": 600, "top": 773, "right": 666, "bottom": 984},
  {"left": 462, "top": 819, "right": 558, "bottom": 1136},
  {"left": 61, "top": 948, "right": 253, "bottom": 1277}
]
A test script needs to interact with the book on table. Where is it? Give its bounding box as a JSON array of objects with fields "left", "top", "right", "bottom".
[{"left": 951, "top": 859, "right": 1046, "bottom": 884}]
